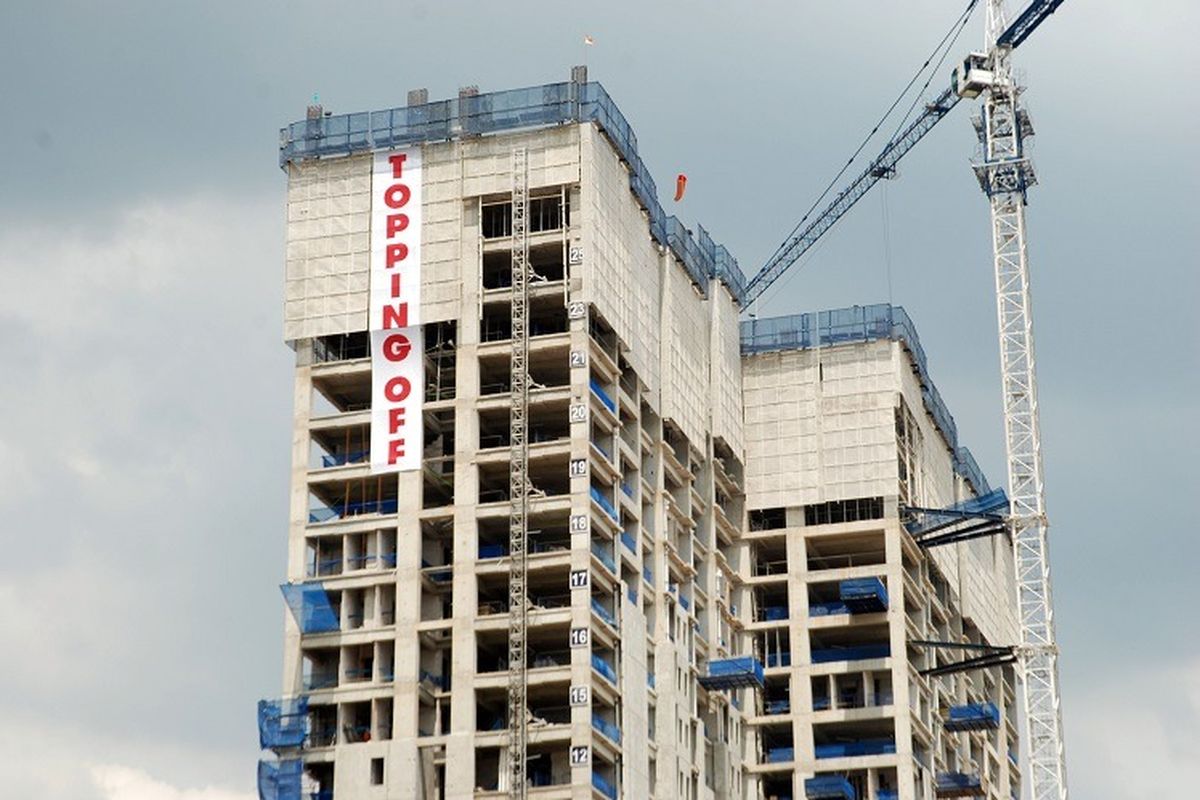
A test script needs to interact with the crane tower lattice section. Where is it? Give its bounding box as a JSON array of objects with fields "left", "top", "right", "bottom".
[{"left": 978, "top": 3, "right": 1068, "bottom": 798}]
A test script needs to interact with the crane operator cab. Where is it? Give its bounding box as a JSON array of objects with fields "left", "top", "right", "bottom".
[{"left": 953, "top": 52, "right": 994, "bottom": 98}]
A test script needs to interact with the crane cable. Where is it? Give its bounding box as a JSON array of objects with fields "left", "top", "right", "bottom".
[{"left": 761, "top": 0, "right": 983, "bottom": 273}]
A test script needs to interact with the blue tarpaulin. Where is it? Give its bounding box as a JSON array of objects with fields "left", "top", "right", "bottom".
[
  {"left": 945, "top": 702, "right": 1001, "bottom": 732},
  {"left": 257, "top": 697, "right": 308, "bottom": 749},
  {"left": 805, "top": 776, "right": 857, "bottom": 800},
  {"left": 905, "top": 487, "right": 1009, "bottom": 538},
  {"left": 839, "top": 576, "right": 889, "bottom": 613},
  {"left": 699, "top": 656, "right": 765, "bottom": 689},
  {"left": 257, "top": 758, "right": 302, "bottom": 800},
  {"left": 280, "top": 583, "right": 339, "bottom": 634}
]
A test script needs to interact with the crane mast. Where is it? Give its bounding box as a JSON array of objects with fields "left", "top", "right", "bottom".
[
  {"left": 741, "top": 2, "right": 1071, "bottom": 796},
  {"left": 976, "top": 3, "right": 1068, "bottom": 798}
]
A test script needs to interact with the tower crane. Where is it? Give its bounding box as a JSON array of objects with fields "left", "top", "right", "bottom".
[{"left": 742, "top": 2, "right": 1069, "bottom": 798}]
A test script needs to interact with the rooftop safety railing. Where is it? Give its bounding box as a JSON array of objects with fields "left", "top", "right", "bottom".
[
  {"left": 279, "top": 80, "right": 748, "bottom": 304},
  {"left": 741, "top": 304, "right": 989, "bottom": 496}
]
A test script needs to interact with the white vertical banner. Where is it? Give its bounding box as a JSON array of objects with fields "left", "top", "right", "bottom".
[{"left": 370, "top": 147, "right": 423, "bottom": 473}]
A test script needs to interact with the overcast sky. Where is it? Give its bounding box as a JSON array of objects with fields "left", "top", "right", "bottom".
[{"left": 0, "top": 2, "right": 1195, "bottom": 798}]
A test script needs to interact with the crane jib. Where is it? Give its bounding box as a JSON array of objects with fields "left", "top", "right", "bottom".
[
  {"left": 744, "top": 0, "right": 1067, "bottom": 309},
  {"left": 744, "top": 88, "right": 960, "bottom": 306},
  {"left": 997, "top": 0, "right": 1066, "bottom": 48}
]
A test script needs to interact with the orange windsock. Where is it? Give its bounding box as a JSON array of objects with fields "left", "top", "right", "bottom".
[{"left": 674, "top": 173, "right": 687, "bottom": 202}]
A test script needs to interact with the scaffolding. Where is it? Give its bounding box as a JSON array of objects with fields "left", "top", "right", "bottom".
[{"left": 506, "top": 147, "right": 530, "bottom": 800}]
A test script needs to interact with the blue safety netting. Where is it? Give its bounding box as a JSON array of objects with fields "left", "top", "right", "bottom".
[
  {"left": 278, "top": 80, "right": 748, "bottom": 305},
  {"left": 945, "top": 702, "right": 1001, "bottom": 732},
  {"left": 805, "top": 776, "right": 857, "bottom": 800},
  {"left": 815, "top": 738, "right": 896, "bottom": 758},
  {"left": 257, "top": 697, "right": 308, "bottom": 749},
  {"left": 591, "top": 772, "right": 618, "bottom": 800},
  {"left": 590, "top": 486, "right": 618, "bottom": 521},
  {"left": 936, "top": 772, "right": 984, "bottom": 796},
  {"left": 591, "top": 652, "right": 618, "bottom": 684},
  {"left": 699, "top": 656, "right": 765, "bottom": 689},
  {"left": 308, "top": 497, "right": 398, "bottom": 523},
  {"left": 257, "top": 758, "right": 302, "bottom": 800},
  {"left": 591, "top": 597, "right": 617, "bottom": 628},
  {"left": 811, "top": 643, "right": 891, "bottom": 664},
  {"left": 280, "top": 583, "right": 340, "bottom": 634},
  {"left": 591, "top": 542, "right": 617, "bottom": 574},
  {"left": 954, "top": 447, "right": 991, "bottom": 495},
  {"left": 765, "top": 651, "right": 792, "bottom": 668},
  {"left": 589, "top": 378, "right": 616, "bottom": 413},
  {"left": 762, "top": 605, "right": 788, "bottom": 621},
  {"left": 810, "top": 601, "right": 850, "bottom": 617},
  {"left": 766, "top": 746, "right": 795, "bottom": 763},
  {"left": 592, "top": 714, "right": 622, "bottom": 744},
  {"left": 905, "top": 487, "right": 1010, "bottom": 538},
  {"left": 839, "top": 576, "right": 889, "bottom": 614},
  {"left": 740, "top": 304, "right": 990, "bottom": 494}
]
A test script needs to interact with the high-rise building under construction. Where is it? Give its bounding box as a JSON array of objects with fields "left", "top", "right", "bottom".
[{"left": 257, "top": 70, "right": 1021, "bottom": 800}]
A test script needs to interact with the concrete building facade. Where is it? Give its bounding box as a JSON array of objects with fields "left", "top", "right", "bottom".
[{"left": 257, "top": 73, "right": 1020, "bottom": 800}]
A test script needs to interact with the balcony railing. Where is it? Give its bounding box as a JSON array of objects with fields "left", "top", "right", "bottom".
[
  {"left": 590, "top": 486, "right": 619, "bottom": 521},
  {"left": 765, "top": 746, "right": 795, "bottom": 763},
  {"left": 811, "top": 643, "right": 890, "bottom": 664},
  {"left": 589, "top": 378, "right": 616, "bottom": 413},
  {"left": 591, "top": 598, "right": 618, "bottom": 628},
  {"left": 591, "top": 543, "right": 617, "bottom": 574},
  {"left": 591, "top": 772, "right": 618, "bottom": 800},
  {"left": 591, "top": 715, "right": 622, "bottom": 744},
  {"left": 308, "top": 498, "right": 398, "bottom": 523},
  {"left": 591, "top": 653, "right": 618, "bottom": 684},
  {"left": 319, "top": 449, "right": 369, "bottom": 468},
  {"left": 814, "top": 739, "right": 896, "bottom": 758}
]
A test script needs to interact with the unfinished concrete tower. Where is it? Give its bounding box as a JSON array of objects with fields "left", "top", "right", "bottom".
[
  {"left": 740, "top": 308, "right": 1020, "bottom": 800},
  {"left": 256, "top": 72, "right": 1020, "bottom": 800}
]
